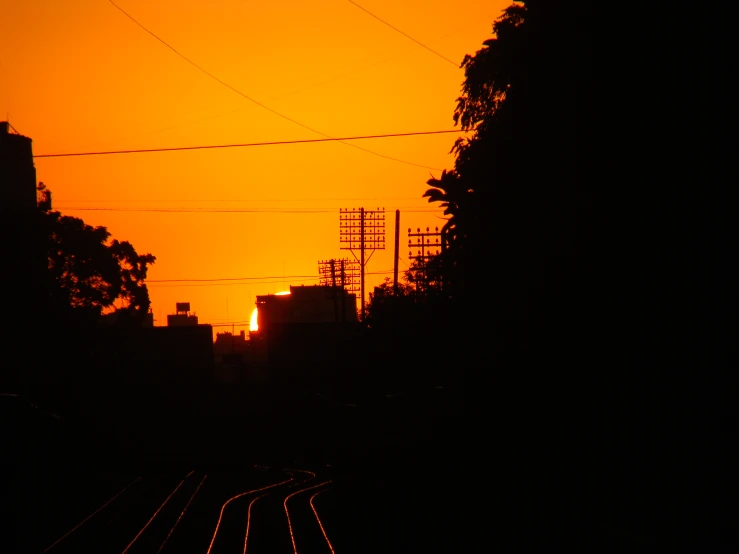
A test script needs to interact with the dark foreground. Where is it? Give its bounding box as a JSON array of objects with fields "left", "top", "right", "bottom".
[
  {"left": 6, "top": 381, "right": 468, "bottom": 554},
  {"left": 3, "top": 373, "right": 734, "bottom": 553}
]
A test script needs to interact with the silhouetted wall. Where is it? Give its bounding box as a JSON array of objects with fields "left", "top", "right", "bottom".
[
  {"left": 1, "top": 122, "right": 37, "bottom": 214},
  {"left": 256, "top": 285, "right": 357, "bottom": 327},
  {"left": 251, "top": 285, "right": 362, "bottom": 382},
  {"left": 86, "top": 325, "right": 214, "bottom": 384},
  {"left": 258, "top": 321, "right": 364, "bottom": 380},
  {"left": 214, "top": 330, "right": 249, "bottom": 359},
  {"left": 1, "top": 122, "right": 47, "bottom": 390},
  {"left": 167, "top": 313, "right": 199, "bottom": 326}
]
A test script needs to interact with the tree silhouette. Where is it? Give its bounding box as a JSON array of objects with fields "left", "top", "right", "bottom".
[
  {"left": 404, "top": 257, "right": 445, "bottom": 296},
  {"left": 39, "top": 184, "right": 155, "bottom": 324},
  {"left": 366, "top": 264, "right": 448, "bottom": 330},
  {"left": 423, "top": 2, "right": 531, "bottom": 303},
  {"left": 365, "top": 277, "right": 414, "bottom": 327}
]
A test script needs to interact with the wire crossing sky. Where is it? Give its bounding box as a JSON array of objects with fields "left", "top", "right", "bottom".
[
  {"left": 107, "top": 0, "right": 445, "bottom": 170},
  {"left": 346, "top": 0, "right": 460, "bottom": 67},
  {"left": 34, "top": 129, "right": 460, "bottom": 157},
  {"left": 3, "top": 0, "right": 509, "bottom": 328}
]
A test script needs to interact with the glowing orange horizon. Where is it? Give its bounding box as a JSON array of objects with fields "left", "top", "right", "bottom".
[{"left": 2, "top": 0, "right": 509, "bottom": 329}]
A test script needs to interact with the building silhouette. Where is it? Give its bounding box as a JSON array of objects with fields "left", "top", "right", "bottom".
[
  {"left": 249, "top": 285, "right": 362, "bottom": 381},
  {"left": 213, "top": 330, "right": 250, "bottom": 383},
  {"left": 87, "top": 324, "right": 214, "bottom": 385},
  {"left": 167, "top": 302, "right": 199, "bottom": 326},
  {"left": 1, "top": 122, "right": 47, "bottom": 388},
  {"left": 214, "top": 329, "right": 249, "bottom": 354},
  {"left": 1, "top": 122, "right": 37, "bottom": 212},
  {"left": 254, "top": 285, "right": 357, "bottom": 328}
]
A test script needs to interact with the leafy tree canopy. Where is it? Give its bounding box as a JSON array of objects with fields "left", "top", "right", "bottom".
[
  {"left": 365, "top": 260, "right": 447, "bottom": 328},
  {"left": 38, "top": 184, "right": 156, "bottom": 324},
  {"left": 423, "top": 1, "right": 532, "bottom": 302}
]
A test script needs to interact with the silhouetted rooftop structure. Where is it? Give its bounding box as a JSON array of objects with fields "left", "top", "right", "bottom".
[
  {"left": 167, "top": 302, "right": 199, "bottom": 326},
  {"left": 1, "top": 122, "right": 47, "bottom": 389},
  {"left": 253, "top": 285, "right": 357, "bottom": 332},
  {"left": 249, "top": 285, "right": 361, "bottom": 380},
  {"left": 214, "top": 330, "right": 248, "bottom": 355},
  {"left": 0, "top": 121, "right": 37, "bottom": 215}
]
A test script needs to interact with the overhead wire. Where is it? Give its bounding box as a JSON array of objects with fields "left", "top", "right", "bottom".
[
  {"left": 211, "top": 321, "right": 251, "bottom": 327},
  {"left": 269, "top": 19, "right": 479, "bottom": 102},
  {"left": 148, "top": 269, "right": 395, "bottom": 286},
  {"left": 148, "top": 280, "right": 318, "bottom": 288},
  {"left": 89, "top": 18, "right": 476, "bottom": 148},
  {"left": 54, "top": 196, "right": 424, "bottom": 203},
  {"left": 54, "top": 206, "right": 439, "bottom": 213},
  {"left": 346, "top": 0, "right": 459, "bottom": 67},
  {"left": 201, "top": 269, "right": 390, "bottom": 282},
  {"left": 106, "top": 0, "right": 445, "bottom": 170},
  {"left": 33, "top": 129, "right": 460, "bottom": 158},
  {"left": 150, "top": 274, "right": 320, "bottom": 283}
]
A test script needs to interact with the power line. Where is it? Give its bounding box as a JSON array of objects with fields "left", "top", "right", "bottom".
[
  {"left": 56, "top": 206, "right": 440, "bottom": 213},
  {"left": 33, "top": 129, "right": 459, "bottom": 158},
  {"left": 153, "top": 270, "right": 394, "bottom": 283},
  {"left": 149, "top": 280, "right": 316, "bottom": 288},
  {"left": 148, "top": 270, "right": 394, "bottom": 286},
  {"left": 91, "top": 22, "right": 474, "bottom": 148},
  {"left": 107, "top": 0, "right": 443, "bottom": 171},
  {"left": 55, "top": 196, "right": 424, "bottom": 203},
  {"left": 346, "top": 0, "right": 458, "bottom": 67},
  {"left": 269, "top": 22, "right": 477, "bottom": 103},
  {"left": 150, "top": 274, "right": 320, "bottom": 283}
]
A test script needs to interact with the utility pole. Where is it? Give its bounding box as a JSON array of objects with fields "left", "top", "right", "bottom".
[
  {"left": 340, "top": 259, "right": 346, "bottom": 322},
  {"left": 339, "top": 208, "right": 385, "bottom": 321},
  {"left": 408, "top": 226, "right": 442, "bottom": 293},
  {"left": 360, "top": 208, "right": 365, "bottom": 316},
  {"left": 394, "top": 209, "right": 400, "bottom": 295},
  {"left": 330, "top": 259, "right": 339, "bottom": 322},
  {"left": 318, "top": 258, "right": 359, "bottom": 322}
]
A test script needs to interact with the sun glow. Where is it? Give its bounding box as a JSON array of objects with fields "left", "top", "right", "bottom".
[
  {"left": 250, "top": 308, "right": 259, "bottom": 332},
  {"left": 2, "top": 0, "right": 505, "bottom": 326},
  {"left": 275, "top": 291, "right": 291, "bottom": 296}
]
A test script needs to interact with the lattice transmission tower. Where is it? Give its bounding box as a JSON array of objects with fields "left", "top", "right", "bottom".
[
  {"left": 318, "top": 258, "right": 360, "bottom": 294},
  {"left": 339, "top": 208, "right": 385, "bottom": 319}
]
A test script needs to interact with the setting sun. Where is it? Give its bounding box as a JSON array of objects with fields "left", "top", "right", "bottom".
[
  {"left": 3, "top": 5, "right": 642, "bottom": 554},
  {"left": 249, "top": 308, "right": 259, "bottom": 332},
  {"left": 1, "top": 0, "right": 507, "bottom": 328}
]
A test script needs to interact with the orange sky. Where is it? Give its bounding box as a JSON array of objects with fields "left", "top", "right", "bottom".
[{"left": 1, "top": 0, "right": 509, "bottom": 332}]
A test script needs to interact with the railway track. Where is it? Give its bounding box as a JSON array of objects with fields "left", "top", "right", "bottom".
[
  {"left": 34, "top": 471, "right": 196, "bottom": 554},
  {"left": 208, "top": 468, "right": 338, "bottom": 554},
  {"left": 28, "top": 467, "right": 338, "bottom": 554},
  {"left": 283, "top": 477, "right": 334, "bottom": 554}
]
